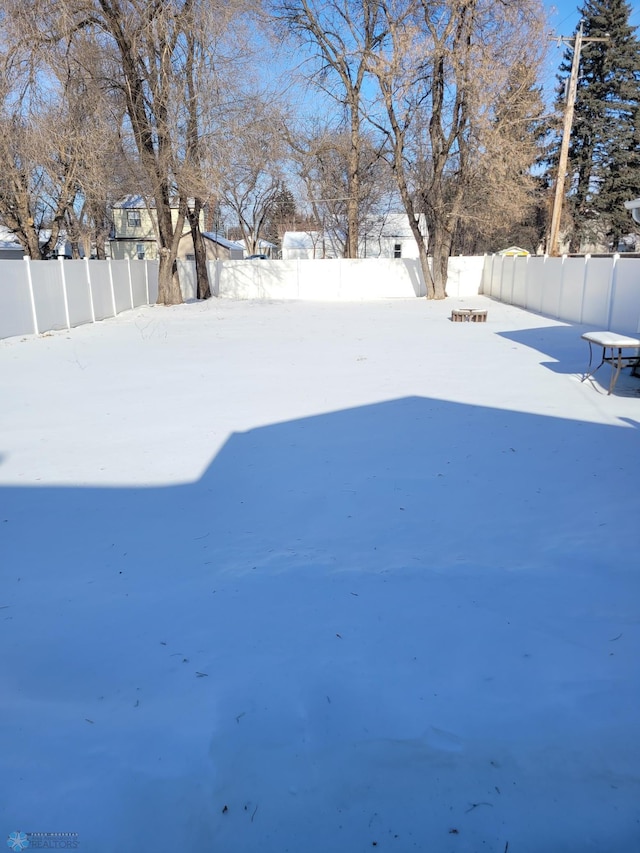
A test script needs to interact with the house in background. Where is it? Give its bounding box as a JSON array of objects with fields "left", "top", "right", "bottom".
[
  {"left": 236, "top": 238, "right": 277, "bottom": 259},
  {"left": 178, "top": 230, "right": 244, "bottom": 260},
  {"left": 110, "top": 196, "right": 159, "bottom": 260},
  {"left": 360, "top": 213, "right": 427, "bottom": 259},
  {"left": 0, "top": 226, "right": 24, "bottom": 259},
  {"left": 498, "top": 246, "right": 530, "bottom": 257},
  {"left": 282, "top": 213, "right": 428, "bottom": 260},
  {"left": 110, "top": 195, "right": 210, "bottom": 260},
  {"left": 0, "top": 225, "right": 85, "bottom": 260},
  {"left": 281, "top": 231, "right": 338, "bottom": 260}
]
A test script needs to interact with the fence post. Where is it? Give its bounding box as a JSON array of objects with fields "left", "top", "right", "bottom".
[
  {"left": 107, "top": 258, "right": 117, "bottom": 316},
  {"left": 58, "top": 257, "right": 71, "bottom": 330},
  {"left": 553, "top": 254, "right": 566, "bottom": 319},
  {"left": 24, "top": 256, "right": 39, "bottom": 335},
  {"left": 606, "top": 253, "right": 619, "bottom": 331},
  {"left": 84, "top": 258, "right": 96, "bottom": 323},
  {"left": 144, "top": 260, "right": 150, "bottom": 305},
  {"left": 126, "top": 258, "right": 134, "bottom": 308},
  {"left": 577, "top": 254, "right": 589, "bottom": 325},
  {"left": 496, "top": 253, "right": 505, "bottom": 300}
]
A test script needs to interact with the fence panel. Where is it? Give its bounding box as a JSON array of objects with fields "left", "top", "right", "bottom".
[
  {"left": 64, "top": 261, "right": 93, "bottom": 327},
  {"left": 448, "top": 256, "right": 483, "bottom": 297},
  {"left": 540, "top": 258, "right": 563, "bottom": 318},
  {"left": 146, "top": 261, "right": 159, "bottom": 304},
  {"left": 488, "top": 255, "right": 503, "bottom": 298},
  {"left": 335, "top": 259, "right": 417, "bottom": 299},
  {"left": 177, "top": 261, "right": 197, "bottom": 301},
  {"left": 30, "top": 260, "right": 67, "bottom": 332},
  {"left": 111, "top": 260, "right": 133, "bottom": 313},
  {"left": 582, "top": 257, "right": 614, "bottom": 327},
  {"left": 609, "top": 260, "right": 640, "bottom": 334},
  {"left": 0, "top": 260, "right": 34, "bottom": 338},
  {"left": 130, "top": 261, "right": 149, "bottom": 307},
  {"left": 557, "top": 257, "right": 586, "bottom": 324},
  {"left": 511, "top": 257, "right": 528, "bottom": 307},
  {"left": 480, "top": 255, "right": 493, "bottom": 295},
  {"left": 89, "top": 262, "right": 115, "bottom": 320},
  {"left": 500, "top": 257, "right": 516, "bottom": 303},
  {"left": 523, "top": 256, "right": 544, "bottom": 313}
]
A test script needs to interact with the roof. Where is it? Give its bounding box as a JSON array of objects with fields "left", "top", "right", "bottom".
[
  {"left": 0, "top": 225, "right": 22, "bottom": 247},
  {"left": 112, "top": 195, "right": 150, "bottom": 210},
  {"left": 498, "top": 246, "right": 530, "bottom": 256},
  {"left": 201, "top": 232, "right": 245, "bottom": 251},
  {"left": 282, "top": 231, "right": 320, "bottom": 250}
]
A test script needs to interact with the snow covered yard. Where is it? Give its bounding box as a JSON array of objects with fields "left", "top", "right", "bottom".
[{"left": 1, "top": 296, "right": 639, "bottom": 853}]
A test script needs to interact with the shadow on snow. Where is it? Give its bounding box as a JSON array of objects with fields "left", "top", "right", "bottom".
[{"left": 2, "top": 396, "right": 640, "bottom": 852}]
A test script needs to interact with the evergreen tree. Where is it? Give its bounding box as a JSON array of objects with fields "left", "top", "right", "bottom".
[{"left": 555, "top": 0, "right": 640, "bottom": 251}]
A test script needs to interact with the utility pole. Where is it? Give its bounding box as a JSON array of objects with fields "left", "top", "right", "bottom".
[{"left": 548, "top": 23, "right": 609, "bottom": 256}]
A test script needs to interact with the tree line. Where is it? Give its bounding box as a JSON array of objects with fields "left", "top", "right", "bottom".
[{"left": 0, "top": 0, "right": 638, "bottom": 302}]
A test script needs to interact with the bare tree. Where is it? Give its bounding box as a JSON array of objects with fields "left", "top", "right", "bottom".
[
  {"left": 53, "top": 40, "right": 130, "bottom": 258},
  {"left": 271, "top": 0, "right": 385, "bottom": 257},
  {"left": 8, "top": 0, "right": 252, "bottom": 303},
  {"left": 450, "top": 62, "right": 548, "bottom": 254},
  {"left": 0, "top": 42, "right": 85, "bottom": 258},
  {"left": 216, "top": 106, "right": 289, "bottom": 255},
  {"left": 288, "top": 122, "right": 394, "bottom": 257},
  {"left": 369, "top": 0, "right": 547, "bottom": 297}
]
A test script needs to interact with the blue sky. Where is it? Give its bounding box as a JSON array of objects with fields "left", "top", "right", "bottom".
[{"left": 543, "top": 0, "right": 640, "bottom": 93}]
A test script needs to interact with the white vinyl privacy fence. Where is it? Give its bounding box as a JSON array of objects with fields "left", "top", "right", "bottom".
[
  {"left": 0, "top": 258, "right": 158, "bottom": 340},
  {"left": 178, "top": 256, "right": 485, "bottom": 302},
  {"left": 482, "top": 254, "right": 640, "bottom": 335},
  {"left": 1, "top": 256, "right": 486, "bottom": 340},
  {"left": 4, "top": 253, "right": 639, "bottom": 341}
]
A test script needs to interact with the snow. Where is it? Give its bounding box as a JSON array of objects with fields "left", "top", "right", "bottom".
[{"left": 1, "top": 296, "right": 639, "bottom": 852}]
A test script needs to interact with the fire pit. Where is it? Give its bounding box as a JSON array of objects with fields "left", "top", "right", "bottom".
[{"left": 451, "top": 308, "right": 488, "bottom": 323}]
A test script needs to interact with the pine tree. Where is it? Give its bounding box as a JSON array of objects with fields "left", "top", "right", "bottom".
[{"left": 556, "top": 0, "right": 640, "bottom": 251}]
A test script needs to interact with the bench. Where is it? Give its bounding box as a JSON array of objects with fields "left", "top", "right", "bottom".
[{"left": 580, "top": 331, "right": 640, "bottom": 395}]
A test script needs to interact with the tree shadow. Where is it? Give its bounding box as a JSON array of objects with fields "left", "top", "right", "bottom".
[{"left": 2, "top": 396, "right": 640, "bottom": 852}]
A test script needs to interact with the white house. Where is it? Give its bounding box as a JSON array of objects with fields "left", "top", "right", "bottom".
[
  {"left": 282, "top": 213, "right": 428, "bottom": 261},
  {"left": 0, "top": 226, "right": 24, "bottom": 259},
  {"left": 0, "top": 225, "right": 83, "bottom": 259},
  {"left": 282, "top": 231, "right": 339, "bottom": 260},
  {"left": 360, "top": 213, "right": 427, "bottom": 259}
]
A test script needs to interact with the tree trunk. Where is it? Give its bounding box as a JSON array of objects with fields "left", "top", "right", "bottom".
[
  {"left": 157, "top": 250, "right": 181, "bottom": 304},
  {"left": 417, "top": 240, "right": 434, "bottom": 299},
  {"left": 23, "top": 226, "right": 43, "bottom": 259},
  {"left": 346, "top": 105, "right": 360, "bottom": 258},
  {"left": 155, "top": 192, "right": 184, "bottom": 305},
  {"left": 429, "top": 223, "right": 451, "bottom": 299},
  {"left": 187, "top": 199, "right": 211, "bottom": 300}
]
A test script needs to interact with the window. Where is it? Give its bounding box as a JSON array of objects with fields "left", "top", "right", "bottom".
[
  {"left": 136, "top": 243, "right": 145, "bottom": 260},
  {"left": 393, "top": 243, "right": 402, "bottom": 258},
  {"left": 127, "top": 210, "right": 142, "bottom": 228}
]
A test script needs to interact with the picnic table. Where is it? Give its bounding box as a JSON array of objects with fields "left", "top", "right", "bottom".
[{"left": 580, "top": 331, "right": 640, "bottom": 395}]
